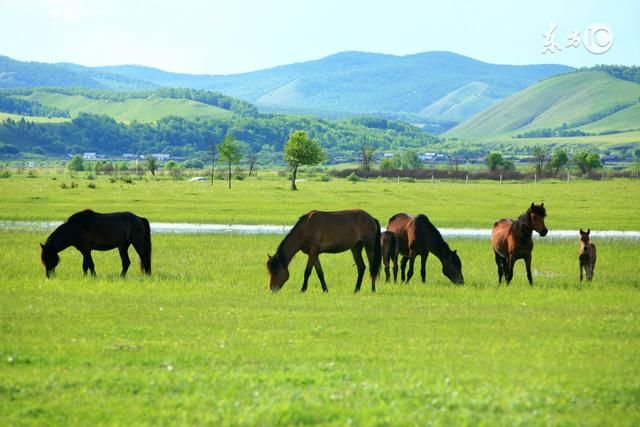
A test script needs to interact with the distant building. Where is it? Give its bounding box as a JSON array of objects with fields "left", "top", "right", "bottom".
[
  {"left": 83, "top": 153, "right": 97, "bottom": 160},
  {"left": 152, "top": 153, "right": 171, "bottom": 161}
]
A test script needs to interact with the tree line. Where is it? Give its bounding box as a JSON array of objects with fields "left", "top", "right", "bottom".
[{"left": 1, "top": 111, "right": 441, "bottom": 161}]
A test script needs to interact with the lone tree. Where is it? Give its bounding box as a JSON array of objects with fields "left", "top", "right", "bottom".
[
  {"left": 550, "top": 148, "right": 568, "bottom": 176},
  {"left": 574, "top": 150, "right": 602, "bottom": 174},
  {"left": 145, "top": 155, "right": 158, "bottom": 176},
  {"left": 486, "top": 152, "right": 515, "bottom": 172},
  {"left": 284, "top": 130, "right": 325, "bottom": 190},
  {"left": 217, "top": 135, "right": 243, "bottom": 189},
  {"left": 531, "top": 146, "right": 548, "bottom": 175},
  {"left": 67, "top": 155, "right": 84, "bottom": 172},
  {"left": 358, "top": 139, "right": 376, "bottom": 172}
]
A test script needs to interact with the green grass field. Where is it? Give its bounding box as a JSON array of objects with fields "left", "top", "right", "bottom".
[
  {"left": 1, "top": 174, "right": 639, "bottom": 230},
  {"left": 17, "top": 92, "right": 233, "bottom": 123},
  {"left": 1, "top": 176, "right": 639, "bottom": 425},
  {"left": 1, "top": 231, "right": 639, "bottom": 425},
  {"left": 0, "top": 112, "right": 70, "bottom": 124}
]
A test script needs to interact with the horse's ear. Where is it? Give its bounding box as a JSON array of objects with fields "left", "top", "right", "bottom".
[
  {"left": 40, "top": 243, "right": 44, "bottom": 249},
  {"left": 541, "top": 202, "right": 544, "bottom": 207},
  {"left": 531, "top": 202, "right": 534, "bottom": 208},
  {"left": 267, "top": 253, "right": 272, "bottom": 259},
  {"left": 580, "top": 228, "right": 584, "bottom": 234},
  {"left": 587, "top": 228, "right": 590, "bottom": 234},
  {"left": 452, "top": 249, "right": 457, "bottom": 255}
]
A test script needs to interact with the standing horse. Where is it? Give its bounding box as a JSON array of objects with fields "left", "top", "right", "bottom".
[
  {"left": 491, "top": 203, "right": 548, "bottom": 285},
  {"left": 40, "top": 210, "right": 152, "bottom": 278},
  {"left": 381, "top": 230, "right": 399, "bottom": 283},
  {"left": 386, "top": 213, "right": 464, "bottom": 285},
  {"left": 267, "top": 209, "right": 381, "bottom": 293},
  {"left": 579, "top": 228, "right": 597, "bottom": 282}
]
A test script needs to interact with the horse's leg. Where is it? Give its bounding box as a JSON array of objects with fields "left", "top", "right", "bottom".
[
  {"left": 420, "top": 252, "right": 429, "bottom": 283},
  {"left": 406, "top": 252, "right": 416, "bottom": 283},
  {"left": 314, "top": 258, "right": 329, "bottom": 293},
  {"left": 400, "top": 256, "right": 409, "bottom": 282},
  {"left": 351, "top": 244, "right": 366, "bottom": 293},
  {"left": 506, "top": 256, "right": 515, "bottom": 285},
  {"left": 119, "top": 245, "right": 131, "bottom": 277},
  {"left": 524, "top": 254, "right": 533, "bottom": 286},
  {"left": 580, "top": 262, "right": 584, "bottom": 282},
  {"left": 383, "top": 253, "right": 390, "bottom": 283},
  {"left": 392, "top": 254, "right": 398, "bottom": 283},
  {"left": 494, "top": 252, "right": 504, "bottom": 284},
  {"left": 82, "top": 251, "right": 96, "bottom": 277},
  {"left": 301, "top": 253, "right": 316, "bottom": 293}
]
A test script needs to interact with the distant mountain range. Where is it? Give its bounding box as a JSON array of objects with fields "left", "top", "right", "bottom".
[{"left": 0, "top": 52, "right": 573, "bottom": 124}]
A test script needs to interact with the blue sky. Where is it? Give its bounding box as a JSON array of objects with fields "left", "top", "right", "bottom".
[{"left": 1, "top": 0, "right": 638, "bottom": 74}]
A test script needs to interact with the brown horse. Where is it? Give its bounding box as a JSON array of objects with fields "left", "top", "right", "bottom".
[
  {"left": 381, "top": 230, "right": 399, "bottom": 283},
  {"left": 491, "top": 203, "right": 548, "bottom": 285},
  {"left": 267, "top": 209, "right": 381, "bottom": 293},
  {"left": 40, "top": 210, "right": 151, "bottom": 278},
  {"left": 386, "top": 213, "right": 464, "bottom": 285},
  {"left": 579, "top": 228, "right": 597, "bottom": 282}
]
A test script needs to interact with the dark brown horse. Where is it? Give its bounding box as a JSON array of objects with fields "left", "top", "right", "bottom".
[
  {"left": 386, "top": 213, "right": 464, "bottom": 285},
  {"left": 579, "top": 228, "right": 596, "bottom": 282},
  {"left": 267, "top": 209, "right": 381, "bottom": 293},
  {"left": 491, "top": 203, "right": 548, "bottom": 285},
  {"left": 381, "top": 230, "right": 399, "bottom": 283},
  {"left": 40, "top": 210, "right": 151, "bottom": 278}
]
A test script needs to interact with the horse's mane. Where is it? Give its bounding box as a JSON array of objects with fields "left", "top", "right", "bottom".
[
  {"left": 268, "top": 213, "right": 309, "bottom": 272},
  {"left": 67, "top": 209, "right": 95, "bottom": 223},
  {"left": 388, "top": 212, "right": 410, "bottom": 223},
  {"left": 517, "top": 204, "right": 546, "bottom": 223},
  {"left": 414, "top": 214, "right": 451, "bottom": 252}
]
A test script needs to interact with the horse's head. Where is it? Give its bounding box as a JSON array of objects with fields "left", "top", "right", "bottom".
[
  {"left": 529, "top": 202, "right": 548, "bottom": 236},
  {"left": 40, "top": 243, "right": 59, "bottom": 278},
  {"left": 267, "top": 253, "right": 289, "bottom": 292},
  {"left": 580, "top": 228, "right": 591, "bottom": 243},
  {"left": 442, "top": 249, "right": 464, "bottom": 285}
]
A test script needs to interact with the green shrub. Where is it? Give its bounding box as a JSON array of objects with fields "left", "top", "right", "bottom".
[{"left": 346, "top": 172, "right": 363, "bottom": 182}]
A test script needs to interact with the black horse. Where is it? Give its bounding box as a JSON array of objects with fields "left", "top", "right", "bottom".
[{"left": 40, "top": 210, "right": 152, "bottom": 278}]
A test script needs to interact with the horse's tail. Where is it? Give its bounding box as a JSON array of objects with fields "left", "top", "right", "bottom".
[
  {"left": 389, "top": 232, "right": 398, "bottom": 257},
  {"left": 370, "top": 219, "right": 382, "bottom": 279},
  {"left": 141, "top": 217, "right": 152, "bottom": 274}
]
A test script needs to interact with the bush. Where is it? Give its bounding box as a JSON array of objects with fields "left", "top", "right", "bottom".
[
  {"left": 347, "top": 172, "right": 363, "bottom": 182},
  {"left": 0, "top": 170, "right": 11, "bottom": 178},
  {"left": 87, "top": 183, "right": 97, "bottom": 189}
]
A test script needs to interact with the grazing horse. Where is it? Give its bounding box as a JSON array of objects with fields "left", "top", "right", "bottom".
[
  {"left": 579, "top": 228, "right": 597, "bottom": 282},
  {"left": 40, "top": 210, "right": 152, "bottom": 278},
  {"left": 491, "top": 203, "right": 548, "bottom": 285},
  {"left": 381, "top": 230, "right": 399, "bottom": 283},
  {"left": 386, "top": 213, "right": 464, "bottom": 285},
  {"left": 267, "top": 209, "right": 381, "bottom": 293}
]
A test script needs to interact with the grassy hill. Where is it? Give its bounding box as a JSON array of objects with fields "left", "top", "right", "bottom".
[
  {"left": 0, "top": 52, "right": 571, "bottom": 124},
  {"left": 445, "top": 71, "right": 640, "bottom": 140},
  {"left": 18, "top": 91, "right": 232, "bottom": 122}
]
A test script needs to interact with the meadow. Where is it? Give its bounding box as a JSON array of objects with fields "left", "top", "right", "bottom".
[
  {"left": 1, "top": 175, "right": 639, "bottom": 425},
  {"left": 1, "top": 174, "right": 640, "bottom": 230}
]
